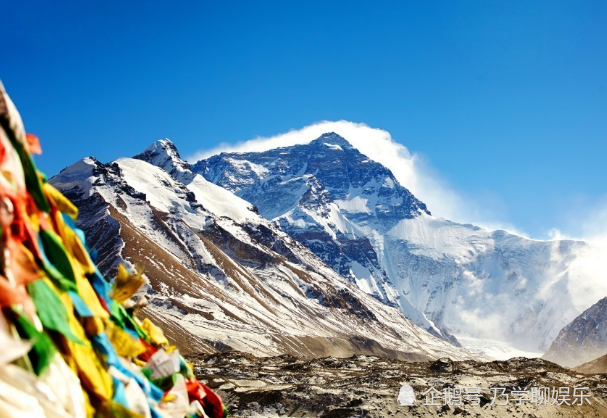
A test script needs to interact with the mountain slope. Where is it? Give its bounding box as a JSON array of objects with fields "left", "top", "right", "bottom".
[
  {"left": 575, "top": 352, "right": 607, "bottom": 374},
  {"left": 49, "top": 141, "right": 472, "bottom": 361},
  {"left": 194, "top": 132, "right": 596, "bottom": 356},
  {"left": 543, "top": 297, "right": 607, "bottom": 368}
]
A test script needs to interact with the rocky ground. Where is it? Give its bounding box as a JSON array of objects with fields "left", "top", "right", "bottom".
[{"left": 189, "top": 351, "right": 607, "bottom": 418}]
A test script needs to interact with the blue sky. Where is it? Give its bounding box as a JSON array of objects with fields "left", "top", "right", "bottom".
[{"left": 2, "top": 1, "right": 607, "bottom": 238}]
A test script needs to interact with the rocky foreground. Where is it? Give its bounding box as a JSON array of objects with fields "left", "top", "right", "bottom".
[{"left": 189, "top": 352, "right": 607, "bottom": 418}]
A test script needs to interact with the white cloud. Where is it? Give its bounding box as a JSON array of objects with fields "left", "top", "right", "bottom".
[
  {"left": 548, "top": 199, "right": 607, "bottom": 311},
  {"left": 566, "top": 239, "right": 607, "bottom": 312},
  {"left": 187, "top": 120, "right": 523, "bottom": 233}
]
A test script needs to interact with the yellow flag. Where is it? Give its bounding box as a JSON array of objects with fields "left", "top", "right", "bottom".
[{"left": 140, "top": 318, "right": 169, "bottom": 347}]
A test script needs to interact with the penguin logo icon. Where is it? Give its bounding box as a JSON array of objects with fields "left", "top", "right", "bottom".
[{"left": 397, "top": 384, "right": 415, "bottom": 406}]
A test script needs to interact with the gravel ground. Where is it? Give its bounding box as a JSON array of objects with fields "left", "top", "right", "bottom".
[{"left": 189, "top": 352, "right": 607, "bottom": 418}]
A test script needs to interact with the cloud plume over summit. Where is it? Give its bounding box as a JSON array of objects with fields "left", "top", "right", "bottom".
[{"left": 187, "top": 120, "right": 520, "bottom": 233}]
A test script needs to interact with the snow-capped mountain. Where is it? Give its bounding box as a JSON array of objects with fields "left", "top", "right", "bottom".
[
  {"left": 49, "top": 139, "right": 472, "bottom": 361},
  {"left": 194, "top": 132, "right": 599, "bottom": 356},
  {"left": 543, "top": 297, "right": 607, "bottom": 367}
]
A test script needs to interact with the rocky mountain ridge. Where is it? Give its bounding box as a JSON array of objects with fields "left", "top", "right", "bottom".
[{"left": 49, "top": 141, "right": 474, "bottom": 362}]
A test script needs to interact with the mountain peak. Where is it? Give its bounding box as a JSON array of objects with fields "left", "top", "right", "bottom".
[
  {"left": 310, "top": 132, "right": 353, "bottom": 149},
  {"left": 139, "top": 138, "right": 181, "bottom": 159},
  {"left": 134, "top": 138, "right": 190, "bottom": 176}
]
